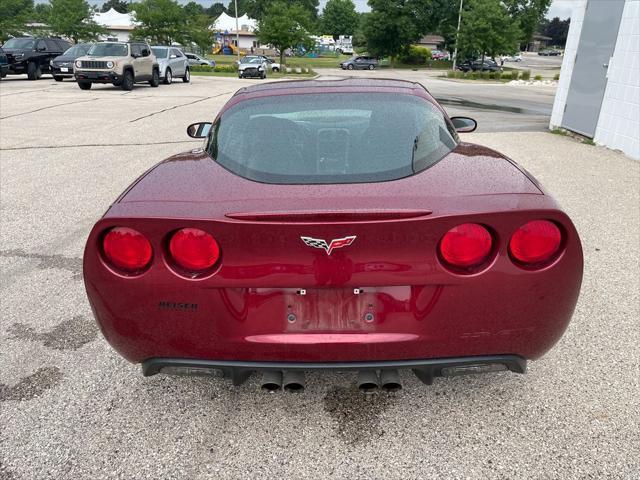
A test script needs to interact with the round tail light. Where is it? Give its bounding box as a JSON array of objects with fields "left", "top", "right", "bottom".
[
  {"left": 102, "top": 227, "right": 153, "bottom": 273},
  {"left": 169, "top": 228, "right": 220, "bottom": 272},
  {"left": 509, "top": 220, "right": 562, "bottom": 266},
  {"left": 439, "top": 223, "right": 493, "bottom": 269}
]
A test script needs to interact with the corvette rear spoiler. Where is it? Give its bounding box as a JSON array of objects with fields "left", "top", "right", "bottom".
[{"left": 224, "top": 210, "right": 432, "bottom": 223}]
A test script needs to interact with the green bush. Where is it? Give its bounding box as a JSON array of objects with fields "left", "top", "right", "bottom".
[
  {"left": 511, "top": 70, "right": 519, "bottom": 80},
  {"left": 491, "top": 71, "right": 501, "bottom": 80},
  {"left": 190, "top": 65, "right": 213, "bottom": 72},
  {"left": 470, "top": 71, "right": 480, "bottom": 80},
  {"left": 446, "top": 71, "right": 456, "bottom": 78},
  {"left": 190, "top": 64, "right": 238, "bottom": 73},
  {"left": 502, "top": 72, "right": 513, "bottom": 80},
  {"left": 398, "top": 46, "right": 432, "bottom": 65},
  {"left": 554, "top": 73, "right": 560, "bottom": 80},
  {"left": 534, "top": 74, "right": 542, "bottom": 81},
  {"left": 521, "top": 70, "right": 531, "bottom": 80}
]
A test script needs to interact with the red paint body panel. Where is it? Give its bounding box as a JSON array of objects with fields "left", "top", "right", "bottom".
[{"left": 83, "top": 79, "right": 583, "bottom": 366}]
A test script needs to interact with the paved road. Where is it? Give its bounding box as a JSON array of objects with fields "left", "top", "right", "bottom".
[
  {"left": 319, "top": 68, "right": 555, "bottom": 132},
  {"left": 1, "top": 75, "right": 638, "bottom": 479}
]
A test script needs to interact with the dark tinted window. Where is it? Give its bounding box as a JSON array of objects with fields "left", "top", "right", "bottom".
[
  {"left": 208, "top": 93, "right": 457, "bottom": 184},
  {"left": 88, "top": 43, "right": 128, "bottom": 56},
  {"left": 131, "top": 44, "right": 142, "bottom": 56},
  {"left": 45, "top": 39, "right": 59, "bottom": 51},
  {"left": 3, "top": 38, "right": 35, "bottom": 49},
  {"left": 152, "top": 47, "right": 168, "bottom": 58},
  {"left": 56, "top": 40, "right": 72, "bottom": 51}
]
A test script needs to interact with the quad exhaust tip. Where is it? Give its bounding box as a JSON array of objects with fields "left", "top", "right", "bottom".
[
  {"left": 380, "top": 369, "right": 402, "bottom": 392},
  {"left": 283, "top": 370, "right": 305, "bottom": 392},
  {"left": 357, "top": 370, "right": 380, "bottom": 393},
  {"left": 260, "top": 370, "right": 282, "bottom": 392}
]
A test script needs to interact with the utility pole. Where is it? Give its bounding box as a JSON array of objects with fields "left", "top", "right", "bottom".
[
  {"left": 452, "top": 0, "right": 464, "bottom": 70},
  {"left": 234, "top": 0, "right": 240, "bottom": 64}
]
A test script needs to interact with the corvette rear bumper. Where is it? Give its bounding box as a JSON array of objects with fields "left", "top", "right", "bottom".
[{"left": 142, "top": 354, "right": 526, "bottom": 386}]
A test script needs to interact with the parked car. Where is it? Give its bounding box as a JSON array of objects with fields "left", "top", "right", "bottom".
[
  {"left": 238, "top": 56, "right": 267, "bottom": 79},
  {"left": 0, "top": 48, "right": 8, "bottom": 79},
  {"left": 538, "top": 49, "right": 562, "bottom": 56},
  {"left": 457, "top": 59, "right": 502, "bottom": 72},
  {"left": 340, "top": 56, "right": 378, "bottom": 70},
  {"left": 335, "top": 46, "right": 353, "bottom": 55},
  {"left": 151, "top": 46, "right": 190, "bottom": 84},
  {"left": 431, "top": 50, "right": 450, "bottom": 61},
  {"left": 83, "top": 78, "right": 583, "bottom": 392},
  {"left": 50, "top": 43, "right": 93, "bottom": 81},
  {"left": 185, "top": 52, "right": 215, "bottom": 67},
  {"left": 74, "top": 41, "right": 160, "bottom": 91},
  {"left": 240, "top": 55, "right": 281, "bottom": 72},
  {"left": 501, "top": 53, "right": 522, "bottom": 62},
  {"left": 2, "top": 36, "right": 72, "bottom": 80}
]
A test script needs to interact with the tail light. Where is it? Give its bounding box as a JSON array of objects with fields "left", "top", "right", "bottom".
[
  {"left": 102, "top": 227, "right": 153, "bottom": 273},
  {"left": 439, "top": 223, "right": 493, "bottom": 269},
  {"left": 169, "top": 228, "right": 220, "bottom": 272},
  {"left": 509, "top": 220, "right": 562, "bottom": 266}
]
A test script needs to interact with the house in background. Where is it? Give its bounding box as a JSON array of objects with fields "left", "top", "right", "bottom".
[
  {"left": 211, "top": 13, "right": 270, "bottom": 53},
  {"left": 92, "top": 8, "right": 137, "bottom": 41},
  {"left": 417, "top": 35, "right": 445, "bottom": 50},
  {"left": 551, "top": 0, "right": 639, "bottom": 160},
  {"left": 526, "top": 34, "right": 552, "bottom": 52}
]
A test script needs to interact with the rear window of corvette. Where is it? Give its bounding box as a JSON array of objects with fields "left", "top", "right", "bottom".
[{"left": 207, "top": 93, "right": 458, "bottom": 184}]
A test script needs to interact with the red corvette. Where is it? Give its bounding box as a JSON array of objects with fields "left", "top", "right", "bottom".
[{"left": 84, "top": 79, "right": 583, "bottom": 392}]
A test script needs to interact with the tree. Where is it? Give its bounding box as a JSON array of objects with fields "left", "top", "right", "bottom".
[
  {"left": 33, "top": 2, "right": 52, "bottom": 22},
  {"left": 257, "top": 1, "right": 314, "bottom": 65},
  {"left": 183, "top": 1, "right": 205, "bottom": 17},
  {"left": 321, "top": 0, "right": 358, "bottom": 39},
  {"left": 206, "top": 3, "right": 227, "bottom": 18},
  {"left": 542, "top": 16, "right": 570, "bottom": 47},
  {"left": 361, "top": 0, "right": 421, "bottom": 62},
  {"left": 504, "top": 0, "right": 551, "bottom": 47},
  {"left": 48, "top": 0, "right": 106, "bottom": 43},
  {"left": 457, "top": 0, "right": 521, "bottom": 61},
  {"left": 130, "top": 0, "right": 186, "bottom": 44},
  {"left": 100, "top": 0, "right": 129, "bottom": 13},
  {"left": 0, "top": 0, "right": 33, "bottom": 41},
  {"left": 185, "top": 14, "right": 215, "bottom": 52}
]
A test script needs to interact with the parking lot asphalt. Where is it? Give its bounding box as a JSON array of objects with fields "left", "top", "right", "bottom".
[{"left": 1, "top": 74, "right": 638, "bottom": 479}]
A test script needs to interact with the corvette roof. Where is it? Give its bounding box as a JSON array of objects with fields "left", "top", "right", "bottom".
[{"left": 233, "top": 77, "right": 426, "bottom": 96}]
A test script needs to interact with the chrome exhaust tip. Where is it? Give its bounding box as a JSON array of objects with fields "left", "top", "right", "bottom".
[
  {"left": 380, "top": 369, "right": 402, "bottom": 392},
  {"left": 357, "top": 370, "right": 380, "bottom": 393},
  {"left": 282, "top": 370, "right": 305, "bottom": 392},
  {"left": 261, "top": 370, "right": 282, "bottom": 392}
]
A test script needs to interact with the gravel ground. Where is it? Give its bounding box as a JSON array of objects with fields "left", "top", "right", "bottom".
[{"left": 0, "top": 74, "right": 638, "bottom": 479}]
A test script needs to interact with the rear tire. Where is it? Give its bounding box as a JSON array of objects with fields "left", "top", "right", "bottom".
[
  {"left": 182, "top": 68, "right": 190, "bottom": 83},
  {"left": 78, "top": 82, "right": 92, "bottom": 90},
  {"left": 368, "top": 64, "right": 375, "bottom": 70},
  {"left": 27, "top": 62, "right": 42, "bottom": 80},
  {"left": 121, "top": 70, "right": 134, "bottom": 91},
  {"left": 149, "top": 68, "right": 159, "bottom": 87},
  {"left": 164, "top": 68, "right": 172, "bottom": 85},
  {"left": 53, "top": 75, "right": 63, "bottom": 82}
]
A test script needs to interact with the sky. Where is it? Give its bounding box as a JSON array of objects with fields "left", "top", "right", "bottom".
[{"left": 37, "top": 0, "right": 577, "bottom": 19}]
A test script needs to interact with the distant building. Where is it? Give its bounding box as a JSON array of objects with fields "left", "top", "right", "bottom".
[
  {"left": 551, "top": 0, "right": 638, "bottom": 160},
  {"left": 211, "top": 13, "right": 268, "bottom": 53},
  {"left": 92, "top": 8, "right": 137, "bottom": 41},
  {"left": 417, "top": 35, "right": 444, "bottom": 50},
  {"left": 527, "top": 34, "right": 552, "bottom": 52}
]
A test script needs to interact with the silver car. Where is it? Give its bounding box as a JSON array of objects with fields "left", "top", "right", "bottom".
[
  {"left": 185, "top": 52, "right": 215, "bottom": 67},
  {"left": 238, "top": 57, "right": 267, "bottom": 79},
  {"left": 151, "top": 46, "right": 190, "bottom": 84}
]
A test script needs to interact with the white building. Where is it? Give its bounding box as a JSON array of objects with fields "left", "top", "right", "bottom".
[
  {"left": 550, "top": 0, "right": 639, "bottom": 160},
  {"left": 211, "top": 12, "right": 257, "bottom": 33},
  {"left": 92, "top": 8, "right": 138, "bottom": 42}
]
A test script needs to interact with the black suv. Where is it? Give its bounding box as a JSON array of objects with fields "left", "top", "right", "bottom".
[{"left": 2, "top": 37, "right": 72, "bottom": 80}]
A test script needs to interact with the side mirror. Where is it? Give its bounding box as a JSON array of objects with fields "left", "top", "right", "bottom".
[
  {"left": 187, "top": 122, "right": 212, "bottom": 139},
  {"left": 450, "top": 116, "right": 477, "bottom": 133},
  {"left": 37, "top": 46, "right": 46, "bottom": 51}
]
